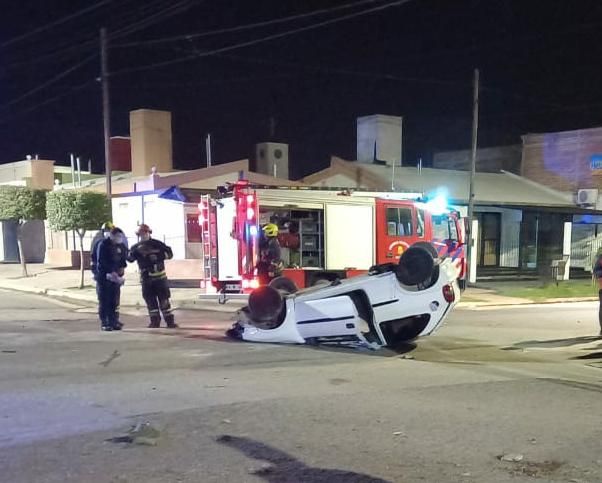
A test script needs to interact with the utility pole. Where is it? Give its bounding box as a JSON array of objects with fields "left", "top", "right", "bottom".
[
  {"left": 467, "top": 68, "right": 480, "bottom": 283},
  {"left": 100, "top": 27, "right": 112, "bottom": 198},
  {"left": 205, "top": 133, "right": 212, "bottom": 168}
]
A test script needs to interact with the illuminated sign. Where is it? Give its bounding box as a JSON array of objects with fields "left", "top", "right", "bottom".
[{"left": 591, "top": 155, "right": 602, "bottom": 170}]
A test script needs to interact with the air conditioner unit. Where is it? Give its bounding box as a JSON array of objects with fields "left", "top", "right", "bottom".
[{"left": 577, "top": 188, "right": 599, "bottom": 205}]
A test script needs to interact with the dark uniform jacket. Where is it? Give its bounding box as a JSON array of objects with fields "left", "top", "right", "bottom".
[
  {"left": 594, "top": 253, "right": 602, "bottom": 279},
  {"left": 259, "top": 237, "right": 283, "bottom": 277},
  {"left": 127, "top": 239, "right": 173, "bottom": 282},
  {"left": 96, "top": 238, "right": 127, "bottom": 280}
]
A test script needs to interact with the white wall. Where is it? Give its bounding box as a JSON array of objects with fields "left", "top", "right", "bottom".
[
  {"left": 112, "top": 194, "right": 193, "bottom": 260},
  {"left": 112, "top": 195, "right": 144, "bottom": 247},
  {"left": 146, "top": 198, "right": 187, "bottom": 259}
]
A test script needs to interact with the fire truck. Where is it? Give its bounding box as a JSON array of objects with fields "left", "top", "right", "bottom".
[{"left": 198, "top": 180, "right": 466, "bottom": 294}]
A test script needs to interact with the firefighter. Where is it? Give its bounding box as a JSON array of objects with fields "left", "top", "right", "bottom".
[
  {"left": 127, "top": 224, "right": 178, "bottom": 329},
  {"left": 96, "top": 227, "right": 127, "bottom": 331},
  {"left": 257, "top": 223, "right": 284, "bottom": 285}
]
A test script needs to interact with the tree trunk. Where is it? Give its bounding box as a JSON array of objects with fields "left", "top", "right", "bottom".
[
  {"left": 17, "top": 221, "right": 28, "bottom": 277},
  {"left": 77, "top": 229, "right": 86, "bottom": 289}
]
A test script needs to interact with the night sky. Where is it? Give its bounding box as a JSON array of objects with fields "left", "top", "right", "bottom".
[{"left": 2, "top": 0, "right": 602, "bottom": 179}]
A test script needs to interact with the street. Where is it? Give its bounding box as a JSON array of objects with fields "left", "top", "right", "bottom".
[{"left": 1, "top": 290, "right": 602, "bottom": 482}]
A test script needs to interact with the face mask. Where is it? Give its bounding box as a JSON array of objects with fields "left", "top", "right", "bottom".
[
  {"left": 111, "top": 234, "right": 125, "bottom": 245},
  {"left": 103, "top": 231, "right": 111, "bottom": 238}
]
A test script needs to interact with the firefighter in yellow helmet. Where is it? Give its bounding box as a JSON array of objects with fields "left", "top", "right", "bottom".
[
  {"left": 127, "top": 224, "right": 177, "bottom": 328},
  {"left": 257, "top": 222, "right": 283, "bottom": 285}
]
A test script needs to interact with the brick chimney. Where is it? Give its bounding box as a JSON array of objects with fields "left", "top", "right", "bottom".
[
  {"left": 109, "top": 136, "right": 132, "bottom": 172},
  {"left": 130, "top": 109, "right": 173, "bottom": 177}
]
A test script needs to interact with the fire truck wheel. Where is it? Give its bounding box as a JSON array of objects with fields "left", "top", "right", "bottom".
[
  {"left": 396, "top": 246, "right": 434, "bottom": 286},
  {"left": 268, "top": 276, "right": 299, "bottom": 294},
  {"left": 248, "top": 285, "right": 285, "bottom": 325},
  {"left": 411, "top": 241, "right": 439, "bottom": 259}
]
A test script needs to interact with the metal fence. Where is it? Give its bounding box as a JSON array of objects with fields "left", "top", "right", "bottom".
[{"left": 571, "top": 226, "right": 602, "bottom": 271}]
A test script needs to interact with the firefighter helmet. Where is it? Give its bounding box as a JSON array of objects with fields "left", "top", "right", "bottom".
[
  {"left": 136, "top": 223, "right": 152, "bottom": 236},
  {"left": 101, "top": 221, "right": 114, "bottom": 231},
  {"left": 262, "top": 223, "right": 278, "bottom": 237}
]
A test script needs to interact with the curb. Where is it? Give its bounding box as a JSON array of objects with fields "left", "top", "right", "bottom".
[
  {"left": 1, "top": 280, "right": 597, "bottom": 312},
  {"left": 0, "top": 282, "right": 243, "bottom": 313},
  {"left": 458, "top": 297, "right": 599, "bottom": 309}
]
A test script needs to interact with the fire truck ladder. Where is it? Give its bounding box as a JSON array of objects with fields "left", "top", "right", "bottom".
[{"left": 199, "top": 194, "right": 214, "bottom": 290}]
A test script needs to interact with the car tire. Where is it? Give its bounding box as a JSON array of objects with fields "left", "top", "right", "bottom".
[
  {"left": 311, "top": 276, "right": 332, "bottom": 287},
  {"left": 248, "top": 286, "right": 284, "bottom": 325},
  {"left": 268, "top": 276, "right": 299, "bottom": 294},
  {"left": 396, "top": 246, "right": 435, "bottom": 286},
  {"left": 411, "top": 241, "right": 439, "bottom": 259}
]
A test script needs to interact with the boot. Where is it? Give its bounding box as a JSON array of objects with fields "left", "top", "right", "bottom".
[
  {"left": 148, "top": 315, "right": 161, "bottom": 329},
  {"left": 165, "top": 315, "right": 178, "bottom": 329}
]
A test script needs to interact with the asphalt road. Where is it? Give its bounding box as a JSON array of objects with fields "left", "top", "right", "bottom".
[{"left": 1, "top": 290, "right": 602, "bottom": 482}]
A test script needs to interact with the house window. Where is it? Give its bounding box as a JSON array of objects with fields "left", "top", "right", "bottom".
[
  {"left": 386, "top": 207, "right": 413, "bottom": 236},
  {"left": 186, "top": 214, "right": 202, "bottom": 242}
]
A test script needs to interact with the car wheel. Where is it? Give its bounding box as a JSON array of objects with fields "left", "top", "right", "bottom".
[
  {"left": 311, "top": 276, "right": 332, "bottom": 287},
  {"left": 411, "top": 241, "right": 438, "bottom": 259},
  {"left": 268, "top": 276, "right": 298, "bottom": 294},
  {"left": 247, "top": 286, "right": 287, "bottom": 328},
  {"left": 396, "top": 246, "right": 434, "bottom": 286}
]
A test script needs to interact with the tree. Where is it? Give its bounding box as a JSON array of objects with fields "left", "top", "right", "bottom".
[
  {"left": 46, "top": 190, "right": 111, "bottom": 289},
  {"left": 0, "top": 186, "right": 47, "bottom": 277}
]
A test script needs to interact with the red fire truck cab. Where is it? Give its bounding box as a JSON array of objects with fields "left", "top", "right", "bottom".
[{"left": 199, "top": 180, "right": 466, "bottom": 294}]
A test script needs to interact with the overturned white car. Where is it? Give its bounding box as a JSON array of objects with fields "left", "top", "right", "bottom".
[{"left": 227, "top": 245, "right": 460, "bottom": 349}]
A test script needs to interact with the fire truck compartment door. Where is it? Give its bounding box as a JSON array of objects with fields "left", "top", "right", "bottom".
[
  {"left": 216, "top": 197, "right": 240, "bottom": 281},
  {"left": 325, "top": 204, "right": 373, "bottom": 270},
  {"left": 295, "top": 296, "right": 361, "bottom": 339}
]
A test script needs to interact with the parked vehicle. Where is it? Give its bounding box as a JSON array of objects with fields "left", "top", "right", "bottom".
[{"left": 199, "top": 179, "right": 466, "bottom": 295}]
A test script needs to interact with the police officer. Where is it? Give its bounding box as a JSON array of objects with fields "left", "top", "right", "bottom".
[
  {"left": 257, "top": 223, "right": 284, "bottom": 286},
  {"left": 96, "top": 227, "right": 127, "bottom": 331},
  {"left": 127, "top": 224, "right": 177, "bottom": 328},
  {"left": 91, "top": 221, "right": 114, "bottom": 327},
  {"left": 91, "top": 222, "right": 113, "bottom": 275}
]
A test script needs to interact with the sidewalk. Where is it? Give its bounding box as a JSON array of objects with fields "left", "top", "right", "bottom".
[
  {"left": 0, "top": 263, "right": 596, "bottom": 310},
  {"left": 0, "top": 263, "right": 246, "bottom": 313}
]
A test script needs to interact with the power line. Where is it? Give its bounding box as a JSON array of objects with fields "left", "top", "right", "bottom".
[
  {"left": 115, "top": 0, "right": 391, "bottom": 47},
  {"left": 112, "top": 0, "right": 414, "bottom": 75},
  {"left": 0, "top": 0, "right": 114, "bottom": 49},
  {"left": 0, "top": 80, "right": 96, "bottom": 124},
  {"left": 3, "top": 0, "right": 195, "bottom": 71},
  {"left": 215, "top": 52, "right": 469, "bottom": 87},
  {"left": 1, "top": 54, "right": 97, "bottom": 108},
  {"left": 109, "top": 0, "right": 199, "bottom": 41}
]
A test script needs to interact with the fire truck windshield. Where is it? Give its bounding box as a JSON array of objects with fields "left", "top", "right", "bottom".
[{"left": 432, "top": 215, "right": 458, "bottom": 242}]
